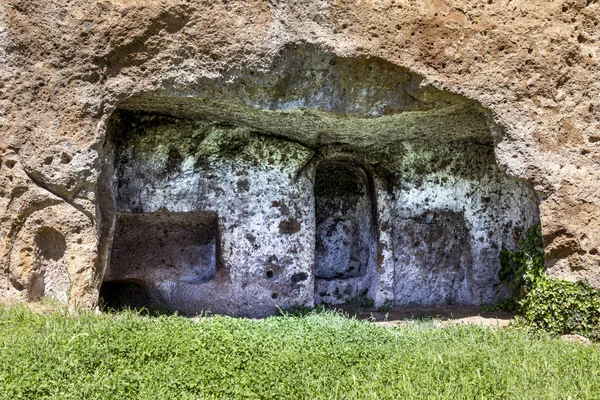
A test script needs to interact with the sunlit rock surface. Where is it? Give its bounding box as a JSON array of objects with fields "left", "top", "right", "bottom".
[{"left": 1, "top": 1, "right": 597, "bottom": 315}]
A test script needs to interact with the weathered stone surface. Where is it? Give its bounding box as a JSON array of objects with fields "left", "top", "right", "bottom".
[
  {"left": 0, "top": 0, "right": 598, "bottom": 315},
  {"left": 103, "top": 114, "right": 315, "bottom": 315},
  {"left": 559, "top": 334, "right": 593, "bottom": 346}
]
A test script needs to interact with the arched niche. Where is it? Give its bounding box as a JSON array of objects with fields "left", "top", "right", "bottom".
[{"left": 313, "top": 161, "right": 378, "bottom": 305}]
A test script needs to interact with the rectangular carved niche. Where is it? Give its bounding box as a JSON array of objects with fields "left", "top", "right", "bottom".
[
  {"left": 107, "top": 211, "right": 218, "bottom": 285},
  {"left": 393, "top": 211, "right": 473, "bottom": 306}
]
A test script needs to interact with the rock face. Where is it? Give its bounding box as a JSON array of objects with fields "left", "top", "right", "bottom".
[{"left": 0, "top": 0, "right": 598, "bottom": 316}]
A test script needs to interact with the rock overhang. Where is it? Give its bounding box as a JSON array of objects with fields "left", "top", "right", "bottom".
[
  {"left": 116, "top": 43, "right": 494, "bottom": 149},
  {"left": 118, "top": 96, "right": 493, "bottom": 148},
  {"left": 98, "top": 46, "right": 540, "bottom": 315}
]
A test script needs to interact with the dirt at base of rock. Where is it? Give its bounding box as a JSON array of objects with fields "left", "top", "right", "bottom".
[{"left": 337, "top": 305, "right": 514, "bottom": 328}]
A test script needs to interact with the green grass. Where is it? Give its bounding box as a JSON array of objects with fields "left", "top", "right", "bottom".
[{"left": 1, "top": 306, "right": 599, "bottom": 399}]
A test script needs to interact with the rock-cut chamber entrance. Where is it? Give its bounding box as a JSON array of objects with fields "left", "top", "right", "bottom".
[
  {"left": 97, "top": 44, "right": 541, "bottom": 316},
  {"left": 100, "top": 211, "right": 218, "bottom": 311}
]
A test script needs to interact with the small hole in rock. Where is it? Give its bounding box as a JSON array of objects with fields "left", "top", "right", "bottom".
[
  {"left": 266, "top": 270, "right": 274, "bottom": 279},
  {"left": 271, "top": 293, "right": 278, "bottom": 299},
  {"left": 35, "top": 227, "right": 67, "bottom": 261},
  {"left": 61, "top": 154, "right": 72, "bottom": 164}
]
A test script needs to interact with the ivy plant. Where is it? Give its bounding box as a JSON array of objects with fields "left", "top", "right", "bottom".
[
  {"left": 498, "top": 224, "right": 545, "bottom": 310},
  {"left": 499, "top": 224, "right": 600, "bottom": 341}
]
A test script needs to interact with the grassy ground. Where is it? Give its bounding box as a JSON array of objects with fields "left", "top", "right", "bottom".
[{"left": 0, "top": 306, "right": 599, "bottom": 399}]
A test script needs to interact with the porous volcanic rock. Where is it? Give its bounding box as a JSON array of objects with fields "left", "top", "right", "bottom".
[{"left": 0, "top": 0, "right": 598, "bottom": 314}]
